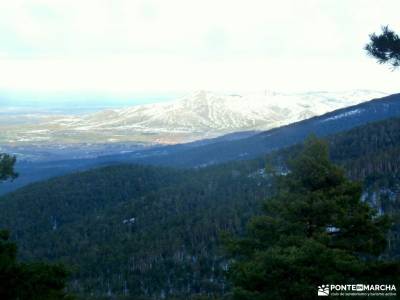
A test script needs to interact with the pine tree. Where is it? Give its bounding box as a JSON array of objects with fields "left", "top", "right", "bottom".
[
  {"left": 365, "top": 26, "right": 400, "bottom": 68},
  {"left": 224, "top": 137, "right": 400, "bottom": 300},
  {"left": 0, "top": 154, "right": 74, "bottom": 299},
  {"left": 0, "top": 154, "right": 17, "bottom": 182},
  {"left": 0, "top": 230, "right": 73, "bottom": 300}
]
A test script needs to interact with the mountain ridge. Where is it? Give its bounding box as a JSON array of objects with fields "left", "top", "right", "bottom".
[
  {"left": 99, "top": 92, "right": 400, "bottom": 168},
  {"left": 1, "top": 89, "right": 387, "bottom": 147},
  {"left": 0, "top": 91, "right": 397, "bottom": 195}
]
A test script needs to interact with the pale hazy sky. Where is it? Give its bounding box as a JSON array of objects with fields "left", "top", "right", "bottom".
[{"left": 0, "top": 0, "right": 400, "bottom": 101}]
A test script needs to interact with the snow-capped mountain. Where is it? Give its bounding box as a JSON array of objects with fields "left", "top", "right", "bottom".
[{"left": 2, "top": 90, "right": 388, "bottom": 146}]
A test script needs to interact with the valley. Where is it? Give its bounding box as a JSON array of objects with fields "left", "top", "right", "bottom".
[
  {"left": 0, "top": 90, "right": 386, "bottom": 161},
  {"left": 1, "top": 92, "right": 399, "bottom": 195},
  {"left": 1, "top": 90, "right": 400, "bottom": 299},
  {"left": 1, "top": 115, "right": 399, "bottom": 299},
  {"left": 2, "top": 3, "right": 400, "bottom": 299}
]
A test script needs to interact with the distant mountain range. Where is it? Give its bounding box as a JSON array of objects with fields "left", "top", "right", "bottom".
[
  {"left": 1, "top": 90, "right": 386, "bottom": 153},
  {"left": 1, "top": 91, "right": 399, "bottom": 195},
  {"left": 1, "top": 109, "right": 400, "bottom": 300},
  {"left": 64, "top": 90, "right": 386, "bottom": 141},
  {"left": 102, "top": 92, "right": 400, "bottom": 168}
]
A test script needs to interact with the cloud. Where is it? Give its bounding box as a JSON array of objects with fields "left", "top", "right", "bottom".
[{"left": 0, "top": 0, "right": 399, "bottom": 96}]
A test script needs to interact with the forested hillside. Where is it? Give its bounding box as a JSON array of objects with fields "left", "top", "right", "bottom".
[{"left": 1, "top": 117, "right": 400, "bottom": 299}]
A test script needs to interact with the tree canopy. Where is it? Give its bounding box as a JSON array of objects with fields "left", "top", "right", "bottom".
[
  {"left": 2, "top": 116, "right": 400, "bottom": 299},
  {"left": 0, "top": 230, "right": 73, "bottom": 300},
  {"left": 0, "top": 154, "right": 17, "bottom": 182},
  {"left": 224, "top": 137, "right": 400, "bottom": 300},
  {"left": 0, "top": 154, "right": 73, "bottom": 299},
  {"left": 365, "top": 26, "right": 400, "bottom": 68}
]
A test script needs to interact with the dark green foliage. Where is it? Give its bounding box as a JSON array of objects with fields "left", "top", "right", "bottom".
[
  {"left": 0, "top": 153, "right": 17, "bottom": 181},
  {"left": 366, "top": 26, "right": 400, "bottom": 68},
  {"left": 1, "top": 118, "right": 400, "bottom": 299},
  {"left": 0, "top": 154, "right": 73, "bottom": 299},
  {"left": 0, "top": 163, "right": 268, "bottom": 299},
  {"left": 224, "top": 137, "right": 399, "bottom": 300},
  {"left": 330, "top": 118, "right": 400, "bottom": 180},
  {"left": 0, "top": 229, "right": 73, "bottom": 300}
]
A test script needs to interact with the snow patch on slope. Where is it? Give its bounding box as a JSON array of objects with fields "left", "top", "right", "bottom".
[
  {"left": 53, "top": 90, "right": 386, "bottom": 133},
  {"left": 321, "top": 109, "right": 364, "bottom": 122},
  {"left": 3, "top": 89, "right": 388, "bottom": 145}
]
